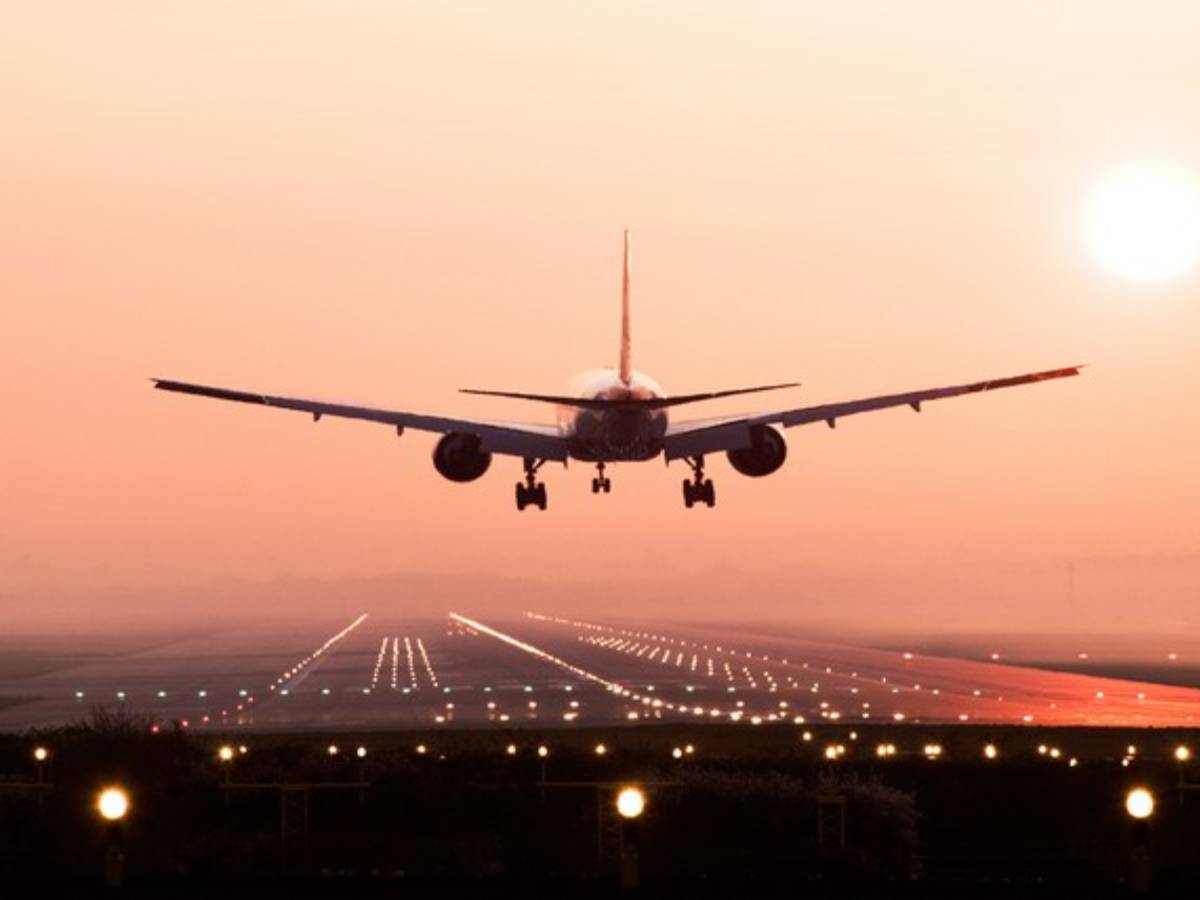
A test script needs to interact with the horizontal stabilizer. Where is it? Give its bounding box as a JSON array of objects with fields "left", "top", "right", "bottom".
[{"left": 459, "top": 382, "right": 800, "bottom": 410}]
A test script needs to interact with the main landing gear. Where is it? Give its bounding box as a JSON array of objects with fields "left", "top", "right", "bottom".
[
  {"left": 591, "top": 462, "right": 612, "bottom": 494},
  {"left": 515, "top": 458, "right": 548, "bottom": 511},
  {"left": 682, "top": 456, "right": 716, "bottom": 508}
]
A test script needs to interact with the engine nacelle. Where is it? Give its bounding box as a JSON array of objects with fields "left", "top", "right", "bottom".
[
  {"left": 432, "top": 432, "right": 493, "bottom": 482},
  {"left": 726, "top": 425, "right": 787, "bottom": 477}
]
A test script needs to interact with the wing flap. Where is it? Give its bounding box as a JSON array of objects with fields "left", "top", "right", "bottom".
[
  {"left": 768, "top": 366, "right": 1082, "bottom": 429},
  {"left": 664, "top": 365, "right": 1081, "bottom": 460},
  {"left": 152, "top": 379, "right": 568, "bottom": 460}
]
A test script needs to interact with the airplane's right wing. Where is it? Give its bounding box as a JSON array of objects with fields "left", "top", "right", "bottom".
[
  {"left": 152, "top": 379, "right": 569, "bottom": 460},
  {"left": 663, "top": 365, "right": 1082, "bottom": 460}
]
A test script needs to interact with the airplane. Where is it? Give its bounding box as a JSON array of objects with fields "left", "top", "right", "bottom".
[{"left": 153, "top": 231, "right": 1081, "bottom": 511}]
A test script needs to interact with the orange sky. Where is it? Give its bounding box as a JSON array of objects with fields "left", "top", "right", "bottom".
[{"left": 4, "top": 3, "right": 1200, "bottom": 628}]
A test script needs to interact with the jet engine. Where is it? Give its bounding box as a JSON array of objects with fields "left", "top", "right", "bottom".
[
  {"left": 726, "top": 424, "right": 787, "bottom": 477},
  {"left": 432, "top": 432, "right": 492, "bottom": 482}
]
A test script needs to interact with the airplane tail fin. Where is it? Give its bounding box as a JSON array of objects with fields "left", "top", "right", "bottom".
[{"left": 619, "top": 229, "right": 632, "bottom": 385}]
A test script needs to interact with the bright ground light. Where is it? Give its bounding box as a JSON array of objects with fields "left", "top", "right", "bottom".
[
  {"left": 1082, "top": 160, "right": 1200, "bottom": 282},
  {"left": 616, "top": 786, "right": 645, "bottom": 819},
  {"left": 97, "top": 787, "right": 129, "bottom": 821},
  {"left": 1125, "top": 787, "right": 1154, "bottom": 820}
]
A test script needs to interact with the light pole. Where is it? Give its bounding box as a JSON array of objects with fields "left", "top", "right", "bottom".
[
  {"left": 537, "top": 745, "right": 549, "bottom": 802},
  {"left": 356, "top": 746, "right": 368, "bottom": 804},
  {"left": 1174, "top": 745, "right": 1190, "bottom": 795},
  {"left": 615, "top": 786, "right": 645, "bottom": 891},
  {"left": 97, "top": 786, "right": 130, "bottom": 888},
  {"left": 217, "top": 744, "right": 235, "bottom": 785},
  {"left": 1125, "top": 787, "right": 1154, "bottom": 895}
]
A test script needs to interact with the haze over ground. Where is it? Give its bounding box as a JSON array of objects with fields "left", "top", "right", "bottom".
[{"left": 4, "top": 3, "right": 1200, "bottom": 637}]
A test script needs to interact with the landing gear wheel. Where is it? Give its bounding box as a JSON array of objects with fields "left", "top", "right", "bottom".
[
  {"left": 682, "top": 456, "right": 715, "bottom": 509},
  {"left": 516, "top": 457, "right": 549, "bottom": 511},
  {"left": 592, "top": 463, "right": 611, "bottom": 495}
]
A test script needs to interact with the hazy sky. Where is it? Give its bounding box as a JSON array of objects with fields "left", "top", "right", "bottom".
[{"left": 4, "top": 3, "right": 1200, "bottom": 626}]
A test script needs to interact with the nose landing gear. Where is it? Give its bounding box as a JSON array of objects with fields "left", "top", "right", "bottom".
[
  {"left": 515, "top": 457, "right": 548, "bottom": 511},
  {"left": 682, "top": 456, "right": 715, "bottom": 508},
  {"left": 591, "top": 462, "right": 612, "bottom": 494}
]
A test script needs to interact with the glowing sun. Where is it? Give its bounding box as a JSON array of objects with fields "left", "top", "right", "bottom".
[{"left": 1082, "top": 160, "right": 1200, "bottom": 282}]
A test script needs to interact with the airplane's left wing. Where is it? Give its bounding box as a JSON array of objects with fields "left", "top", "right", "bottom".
[
  {"left": 663, "top": 365, "right": 1082, "bottom": 460},
  {"left": 152, "top": 379, "right": 569, "bottom": 460}
]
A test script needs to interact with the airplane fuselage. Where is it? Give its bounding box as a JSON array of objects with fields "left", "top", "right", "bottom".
[{"left": 557, "top": 369, "right": 668, "bottom": 461}]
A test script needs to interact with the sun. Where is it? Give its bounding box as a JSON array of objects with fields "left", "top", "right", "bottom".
[{"left": 1082, "top": 160, "right": 1200, "bottom": 282}]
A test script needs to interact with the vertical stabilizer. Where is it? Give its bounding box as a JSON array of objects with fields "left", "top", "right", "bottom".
[{"left": 619, "top": 229, "right": 632, "bottom": 384}]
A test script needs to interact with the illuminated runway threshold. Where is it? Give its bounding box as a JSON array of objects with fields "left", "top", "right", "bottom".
[
  {"left": 511, "top": 612, "right": 1200, "bottom": 728},
  {"left": 451, "top": 619, "right": 744, "bottom": 729}
]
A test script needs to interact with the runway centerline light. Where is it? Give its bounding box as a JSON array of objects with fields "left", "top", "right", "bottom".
[
  {"left": 97, "top": 787, "right": 129, "bottom": 822},
  {"left": 1126, "top": 787, "right": 1155, "bottom": 820},
  {"left": 616, "top": 786, "right": 646, "bottom": 819}
]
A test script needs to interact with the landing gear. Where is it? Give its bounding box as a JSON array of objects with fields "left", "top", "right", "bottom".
[
  {"left": 515, "top": 458, "right": 548, "bottom": 511},
  {"left": 682, "top": 456, "right": 715, "bottom": 508},
  {"left": 591, "top": 462, "right": 612, "bottom": 494}
]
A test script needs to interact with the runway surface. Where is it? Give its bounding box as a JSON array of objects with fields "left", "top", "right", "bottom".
[{"left": 2, "top": 611, "right": 1198, "bottom": 731}]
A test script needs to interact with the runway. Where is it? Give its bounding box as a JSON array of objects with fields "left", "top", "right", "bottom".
[{"left": 2, "top": 611, "right": 1198, "bottom": 732}]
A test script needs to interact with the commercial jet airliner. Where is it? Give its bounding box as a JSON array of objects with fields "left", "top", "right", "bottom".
[{"left": 154, "top": 232, "right": 1080, "bottom": 510}]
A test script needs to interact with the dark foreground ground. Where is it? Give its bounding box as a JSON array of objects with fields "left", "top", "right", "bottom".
[{"left": 3, "top": 713, "right": 1200, "bottom": 896}]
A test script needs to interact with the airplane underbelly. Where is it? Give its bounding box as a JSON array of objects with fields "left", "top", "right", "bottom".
[{"left": 566, "top": 409, "right": 667, "bottom": 461}]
